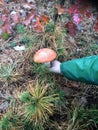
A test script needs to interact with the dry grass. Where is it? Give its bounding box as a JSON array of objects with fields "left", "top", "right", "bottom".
[{"left": 0, "top": 0, "right": 98, "bottom": 130}]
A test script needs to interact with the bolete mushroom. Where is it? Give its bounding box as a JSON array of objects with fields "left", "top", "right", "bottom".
[{"left": 33, "top": 48, "right": 57, "bottom": 63}]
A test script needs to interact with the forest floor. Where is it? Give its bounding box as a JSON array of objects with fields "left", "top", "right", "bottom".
[{"left": 0, "top": 0, "right": 98, "bottom": 130}]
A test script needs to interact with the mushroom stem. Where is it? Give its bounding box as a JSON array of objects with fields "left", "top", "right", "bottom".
[{"left": 50, "top": 61, "right": 54, "bottom": 68}]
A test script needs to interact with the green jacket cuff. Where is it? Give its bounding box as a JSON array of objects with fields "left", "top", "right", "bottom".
[{"left": 60, "top": 55, "right": 98, "bottom": 85}]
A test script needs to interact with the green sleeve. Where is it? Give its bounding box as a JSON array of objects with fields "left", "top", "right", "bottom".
[{"left": 60, "top": 55, "right": 98, "bottom": 85}]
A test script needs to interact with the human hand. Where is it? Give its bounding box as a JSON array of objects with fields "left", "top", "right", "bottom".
[{"left": 44, "top": 60, "right": 61, "bottom": 73}]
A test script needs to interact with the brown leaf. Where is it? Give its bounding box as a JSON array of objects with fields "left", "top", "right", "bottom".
[
  {"left": 32, "top": 16, "right": 43, "bottom": 32},
  {"left": 56, "top": 4, "right": 66, "bottom": 15},
  {"left": 94, "top": 22, "right": 98, "bottom": 32},
  {"left": 79, "top": 5, "right": 89, "bottom": 15},
  {"left": 85, "top": 11, "right": 92, "bottom": 19},
  {"left": 22, "top": 3, "right": 36, "bottom": 10},
  {"left": 68, "top": 4, "right": 79, "bottom": 14},
  {"left": 65, "top": 21, "right": 77, "bottom": 36},
  {"left": 10, "top": 11, "right": 20, "bottom": 24},
  {"left": 1, "top": 14, "right": 7, "bottom": 22},
  {"left": 2, "top": 8, "right": 8, "bottom": 14},
  {"left": 40, "top": 14, "right": 50, "bottom": 24},
  {"left": 2, "top": 49, "right": 10, "bottom": 55},
  {"left": 0, "top": 0, "right": 4, "bottom": 5},
  {"left": 69, "top": 81, "right": 80, "bottom": 88},
  {"left": 1, "top": 18, "right": 12, "bottom": 34},
  {"left": 27, "top": 0, "right": 35, "bottom": 3},
  {"left": 23, "top": 12, "right": 35, "bottom": 26}
]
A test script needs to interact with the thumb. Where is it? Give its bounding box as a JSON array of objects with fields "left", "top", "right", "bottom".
[{"left": 49, "top": 60, "right": 61, "bottom": 73}]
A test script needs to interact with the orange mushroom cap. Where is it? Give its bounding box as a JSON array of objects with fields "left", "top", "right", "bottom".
[{"left": 33, "top": 48, "right": 57, "bottom": 63}]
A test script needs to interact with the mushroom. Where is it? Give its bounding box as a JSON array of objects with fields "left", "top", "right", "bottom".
[{"left": 33, "top": 48, "right": 57, "bottom": 63}]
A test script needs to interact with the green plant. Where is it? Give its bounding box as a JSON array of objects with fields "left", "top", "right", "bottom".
[
  {"left": 21, "top": 36, "right": 30, "bottom": 44},
  {"left": 2, "top": 32, "right": 9, "bottom": 40},
  {"left": 8, "top": 42, "right": 17, "bottom": 47},
  {"left": 20, "top": 80, "right": 59, "bottom": 128},
  {"left": 67, "top": 106, "right": 98, "bottom": 130},
  {"left": 0, "top": 64, "right": 15, "bottom": 81},
  {"left": 23, "top": 120, "right": 45, "bottom": 130},
  {"left": 0, "top": 112, "right": 22, "bottom": 130},
  {"left": 31, "top": 62, "right": 48, "bottom": 75},
  {"left": 45, "top": 21, "right": 55, "bottom": 33},
  {"left": 54, "top": 89, "right": 68, "bottom": 108},
  {"left": 21, "top": 34, "right": 37, "bottom": 49},
  {"left": 30, "top": 62, "right": 58, "bottom": 90},
  {"left": 0, "top": 116, "right": 13, "bottom": 130},
  {"left": 16, "top": 24, "right": 26, "bottom": 34}
]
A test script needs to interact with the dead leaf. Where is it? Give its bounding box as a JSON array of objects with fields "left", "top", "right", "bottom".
[
  {"left": 23, "top": 12, "right": 35, "bottom": 26},
  {"left": 79, "top": 5, "right": 89, "bottom": 15},
  {"left": 22, "top": 3, "right": 32, "bottom": 10},
  {"left": 56, "top": 4, "right": 66, "bottom": 15},
  {"left": 68, "top": 81, "right": 80, "bottom": 88},
  {"left": 1, "top": 18, "right": 12, "bottom": 34},
  {"left": 32, "top": 16, "right": 43, "bottom": 32},
  {"left": 1, "top": 14, "right": 7, "bottom": 22},
  {"left": 68, "top": 4, "right": 79, "bottom": 14},
  {"left": 85, "top": 11, "right": 92, "bottom": 19},
  {"left": 65, "top": 21, "right": 77, "bottom": 36},
  {"left": 22, "top": 3, "right": 36, "bottom": 10},
  {"left": 2, "top": 49, "right": 10, "bottom": 54},
  {"left": 2, "top": 8, "right": 9, "bottom": 14},
  {"left": 27, "top": 0, "right": 35, "bottom": 3},
  {"left": 94, "top": 22, "right": 98, "bottom": 32},
  {"left": 0, "top": 0, "right": 4, "bottom": 5},
  {"left": 10, "top": 11, "right": 20, "bottom": 24},
  {"left": 40, "top": 14, "right": 50, "bottom": 24}
]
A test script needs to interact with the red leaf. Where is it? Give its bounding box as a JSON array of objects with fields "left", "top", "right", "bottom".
[
  {"left": 65, "top": 21, "right": 77, "bottom": 36},
  {"left": 76, "top": 0, "right": 89, "bottom": 4},
  {"left": 85, "top": 11, "right": 92, "bottom": 18},
  {"left": 79, "top": 5, "right": 89, "bottom": 15},
  {"left": 68, "top": 4, "right": 90, "bottom": 16},
  {"left": 96, "top": 17, "right": 98, "bottom": 21},
  {"left": 68, "top": 5, "right": 79, "bottom": 14},
  {"left": 94, "top": 22, "right": 98, "bottom": 32}
]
